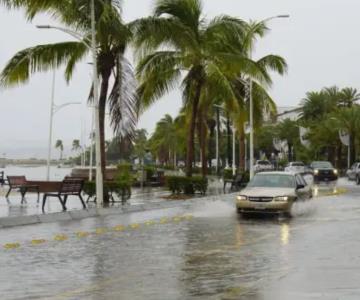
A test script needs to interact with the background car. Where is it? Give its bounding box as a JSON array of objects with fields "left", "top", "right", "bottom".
[
  {"left": 236, "top": 171, "right": 312, "bottom": 216},
  {"left": 310, "top": 161, "right": 338, "bottom": 183},
  {"left": 254, "top": 160, "right": 273, "bottom": 173},
  {"left": 285, "top": 161, "right": 305, "bottom": 173},
  {"left": 346, "top": 162, "right": 360, "bottom": 183}
]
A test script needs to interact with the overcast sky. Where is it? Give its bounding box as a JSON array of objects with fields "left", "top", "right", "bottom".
[{"left": 1, "top": 0, "right": 360, "bottom": 158}]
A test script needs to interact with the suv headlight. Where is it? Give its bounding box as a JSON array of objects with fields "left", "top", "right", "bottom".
[
  {"left": 314, "top": 169, "right": 319, "bottom": 175},
  {"left": 237, "top": 195, "right": 247, "bottom": 201},
  {"left": 274, "top": 196, "right": 289, "bottom": 202},
  {"left": 333, "top": 169, "right": 338, "bottom": 175}
]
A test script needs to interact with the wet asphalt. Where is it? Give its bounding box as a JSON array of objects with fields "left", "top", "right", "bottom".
[{"left": 0, "top": 178, "right": 360, "bottom": 300}]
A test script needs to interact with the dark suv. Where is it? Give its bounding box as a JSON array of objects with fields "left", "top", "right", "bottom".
[{"left": 310, "top": 161, "right": 338, "bottom": 183}]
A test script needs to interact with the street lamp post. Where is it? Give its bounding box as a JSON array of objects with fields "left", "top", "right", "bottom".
[
  {"left": 37, "top": 0, "right": 104, "bottom": 203},
  {"left": 46, "top": 92, "right": 81, "bottom": 180},
  {"left": 249, "top": 14, "right": 289, "bottom": 179}
]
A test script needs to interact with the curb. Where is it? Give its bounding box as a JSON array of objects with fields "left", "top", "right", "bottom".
[{"left": 0, "top": 194, "right": 233, "bottom": 229}]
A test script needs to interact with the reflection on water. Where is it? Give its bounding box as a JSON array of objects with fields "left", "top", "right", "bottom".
[{"left": 281, "top": 223, "right": 290, "bottom": 246}]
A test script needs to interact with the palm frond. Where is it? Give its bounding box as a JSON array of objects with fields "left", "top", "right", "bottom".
[
  {"left": 108, "top": 55, "right": 138, "bottom": 139},
  {"left": 132, "top": 17, "right": 198, "bottom": 57},
  {"left": 256, "top": 55, "right": 288, "bottom": 76},
  {"left": 154, "top": 0, "right": 202, "bottom": 32},
  {"left": 0, "top": 41, "right": 85, "bottom": 87}
]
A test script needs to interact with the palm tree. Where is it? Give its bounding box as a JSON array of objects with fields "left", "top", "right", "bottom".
[
  {"left": 55, "top": 139, "right": 64, "bottom": 160},
  {"left": 339, "top": 87, "right": 360, "bottom": 108},
  {"left": 275, "top": 119, "right": 299, "bottom": 161},
  {"left": 331, "top": 106, "right": 360, "bottom": 164},
  {"left": 72, "top": 139, "right": 81, "bottom": 152},
  {"left": 0, "top": 0, "right": 137, "bottom": 181},
  {"left": 149, "top": 114, "right": 177, "bottom": 166},
  {"left": 134, "top": 0, "right": 283, "bottom": 177}
]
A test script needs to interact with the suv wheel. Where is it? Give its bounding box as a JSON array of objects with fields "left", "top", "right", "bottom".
[{"left": 356, "top": 175, "right": 360, "bottom": 185}]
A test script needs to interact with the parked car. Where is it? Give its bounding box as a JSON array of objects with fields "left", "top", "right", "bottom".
[
  {"left": 254, "top": 160, "right": 273, "bottom": 173},
  {"left": 346, "top": 162, "right": 360, "bottom": 183},
  {"left": 236, "top": 171, "right": 312, "bottom": 216},
  {"left": 310, "top": 161, "right": 338, "bottom": 183},
  {"left": 285, "top": 161, "right": 305, "bottom": 174}
]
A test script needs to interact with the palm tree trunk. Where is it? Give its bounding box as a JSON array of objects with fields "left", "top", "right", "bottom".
[
  {"left": 98, "top": 69, "right": 111, "bottom": 203},
  {"left": 226, "top": 114, "right": 231, "bottom": 166},
  {"left": 186, "top": 81, "right": 202, "bottom": 177}
]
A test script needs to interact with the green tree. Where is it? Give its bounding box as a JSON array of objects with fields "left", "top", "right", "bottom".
[
  {"left": 0, "top": 0, "right": 137, "bottom": 183},
  {"left": 55, "top": 139, "right": 64, "bottom": 160},
  {"left": 133, "top": 129, "right": 148, "bottom": 163},
  {"left": 134, "top": 0, "right": 282, "bottom": 176}
]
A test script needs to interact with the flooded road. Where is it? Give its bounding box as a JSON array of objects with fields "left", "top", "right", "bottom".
[{"left": 1, "top": 179, "right": 360, "bottom": 299}]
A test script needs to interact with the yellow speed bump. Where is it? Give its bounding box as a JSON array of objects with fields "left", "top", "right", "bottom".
[
  {"left": 54, "top": 234, "right": 68, "bottom": 241},
  {"left": 4, "top": 243, "right": 20, "bottom": 250},
  {"left": 31, "top": 239, "right": 46, "bottom": 245}
]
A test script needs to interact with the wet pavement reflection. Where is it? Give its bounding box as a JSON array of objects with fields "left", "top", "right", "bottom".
[{"left": 0, "top": 179, "right": 360, "bottom": 299}]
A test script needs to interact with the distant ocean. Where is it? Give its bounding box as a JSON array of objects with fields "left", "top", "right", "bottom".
[{"left": 0, "top": 165, "right": 72, "bottom": 181}]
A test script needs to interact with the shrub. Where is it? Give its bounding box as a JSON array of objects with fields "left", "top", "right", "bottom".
[
  {"left": 223, "top": 169, "right": 233, "bottom": 180},
  {"left": 166, "top": 176, "right": 208, "bottom": 195}
]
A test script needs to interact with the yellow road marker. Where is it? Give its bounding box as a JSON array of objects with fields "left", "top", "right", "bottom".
[
  {"left": 4, "top": 243, "right": 20, "bottom": 249},
  {"left": 130, "top": 223, "right": 140, "bottom": 229},
  {"left": 95, "top": 228, "right": 107, "bottom": 235},
  {"left": 76, "top": 231, "right": 90, "bottom": 238},
  {"left": 113, "top": 225, "right": 125, "bottom": 231},
  {"left": 160, "top": 217, "right": 168, "bottom": 224},
  {"left": 145, "top": 220, "right": 155, "bottom": 226},
  {"left": 173, "top": 216, "right": 181, "bottom": 222},
  {"left": 54, "top": 234, "right": 68, "bottom": 241},
  {"left": 31, "top": 239, "right": 46, "bottom": 245}
]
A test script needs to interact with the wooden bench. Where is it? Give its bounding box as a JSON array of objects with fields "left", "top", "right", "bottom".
[
  {"left": 6, "top": 176, "right": 40, "bottom": 202},
  {"left": 223, "top": 174, "right": 243, "bottom": 192},
  {"left": 42, "top": 179, "right": 86, "bottom": 212}
]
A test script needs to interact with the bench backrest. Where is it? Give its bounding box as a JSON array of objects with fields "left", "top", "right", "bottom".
[
  {"left": 60, "top": 179, "right": 84, "bottom": 195},
  {"left": 7, "top": 176, "right": 27, "bottom": 187}
]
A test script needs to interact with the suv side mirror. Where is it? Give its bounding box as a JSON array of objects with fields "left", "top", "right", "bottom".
[{"left": 296, "top": 184, "right": 305, "bottom": 190}]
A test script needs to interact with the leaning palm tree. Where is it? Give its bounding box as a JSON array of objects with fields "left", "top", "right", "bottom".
[
  {"left": 55, "top": 139, "right": 64, "bottom": 160},
  {"left": 0, "top": 0, "right": 137, "bottom": 183},
  {"left": 134, "top": 0, "right": 284, "bottom": 176}
]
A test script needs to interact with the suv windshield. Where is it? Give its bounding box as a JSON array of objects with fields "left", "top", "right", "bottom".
[
  {"left": 312, "top": 161, "right": 333, "bottom": 169},
  {"left": 257, "top": 161, "right": 270, "bottom": 165},
  {"left": 247, "top": 174, "right": 295, "bottom": 188}
]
